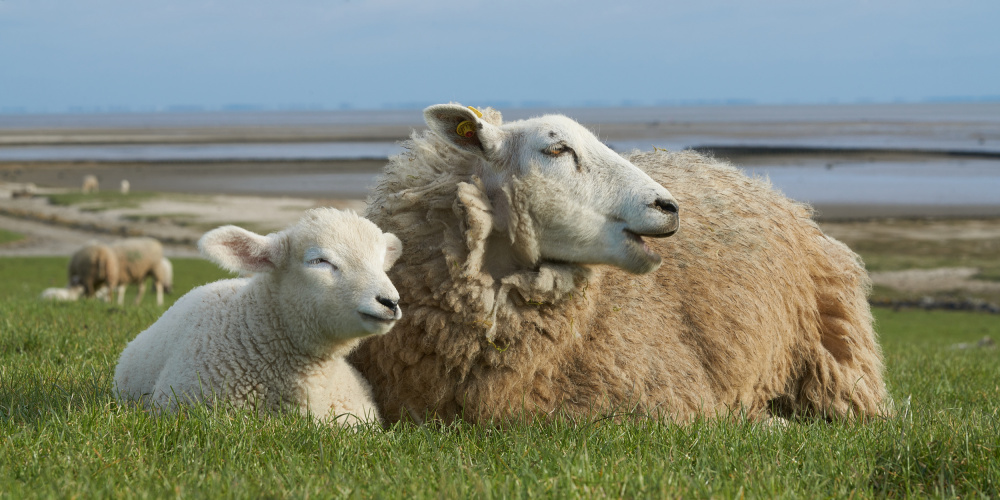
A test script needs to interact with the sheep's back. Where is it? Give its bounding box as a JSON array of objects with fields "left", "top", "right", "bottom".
[{"left": 112, "top": 238, "right": 164, "bottom": 282}]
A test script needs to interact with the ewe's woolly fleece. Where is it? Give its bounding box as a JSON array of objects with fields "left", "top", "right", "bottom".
[
  {"left": 350, "top": 109, "right": 888, "bottom": 424},
  {"left": 114, "top": 208, "right": 386, "bottom": 426}
]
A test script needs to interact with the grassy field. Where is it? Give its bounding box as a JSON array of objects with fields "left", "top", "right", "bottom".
[{"left": 1, "top": 257, "right": 998, "bottom": 498}]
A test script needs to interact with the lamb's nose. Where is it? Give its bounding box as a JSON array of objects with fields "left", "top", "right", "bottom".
[
  {"left": 654, "top": 198, "right": 679, "bottom": 214},
  {"left": 377, "top": 296, "right": 398, "bottom": 312}
]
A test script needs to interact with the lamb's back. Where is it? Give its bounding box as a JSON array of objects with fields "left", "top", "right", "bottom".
[{"left": 113, "top": 278, "right": 247, "bottom": 405}]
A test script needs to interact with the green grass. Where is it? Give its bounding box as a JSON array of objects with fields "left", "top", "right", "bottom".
[
  {"left": 46, "top": 191, "right": 159, "bottom": 212},
  {"left": 0, "top": 228, "right": 24, "bottom": 245},
  {"left": 2, "top": 258, "right": 999, "bottom": 498},
  {"left": 854, "top": 237, "right": 1000, "bottom": 282}
]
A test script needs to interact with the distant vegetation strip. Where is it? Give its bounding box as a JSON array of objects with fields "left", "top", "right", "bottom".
[{"left": 0, "top": 228, "right": 24, "bottom": 245}]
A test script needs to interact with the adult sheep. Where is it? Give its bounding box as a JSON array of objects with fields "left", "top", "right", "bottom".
[
  {"left": 113, "top": 208, "right": 403, "bottom": 426},
  {"left": 69, "top": 242, "right": 119, "bottom": 303},
  {"left": 81, "top": 175, "right": 99, "bottom": 194},
  {"left": 111, "top": 237, "right": 166, "bottom": 306},
  {"left": 349, "top": 104, "right": 889, "bottom": 425}
]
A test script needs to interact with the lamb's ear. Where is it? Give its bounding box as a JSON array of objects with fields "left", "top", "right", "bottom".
[
  {"left": 198, "top": 225, "right": 287, "bottom": 274},
  {"left": 424, "top": 104, "right": 505, "bottom": 158},
  {"left": 382, "top": 233, "right": 402, "bottom": 271}
]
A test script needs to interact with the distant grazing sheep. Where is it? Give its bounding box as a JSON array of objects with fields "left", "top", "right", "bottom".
[
  {"left": 69, "top": 242, "right": 119, "bottom": 303},
  {"left": 120, "top": 179, "right": 130, "bottom": 195},
  {"left": 81, "top": 175, "right": 99, "bottom": 194},
  {"left": 111, "top": 237, "right": 165, "bottom": 306},
  {"left": 113, "top": 208, "right": 403, "bottom": 426},
  {"left": 349, "top": 104, "right": 889, "bottom": 425}
]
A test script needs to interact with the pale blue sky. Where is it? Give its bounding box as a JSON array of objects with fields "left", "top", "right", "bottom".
[{"left": 1, "top": 0, "right": 998, "bottom": 112}]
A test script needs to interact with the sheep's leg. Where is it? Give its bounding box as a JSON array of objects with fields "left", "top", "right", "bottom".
[
  {"left": 134, "top": 280, "right": 147, "bottom": 306},
  {"left": 117, "top": 284, "right": 127, "bottom": 306},
  {"left": 155, "top": 281, "right": 164, "bottom": 306}
]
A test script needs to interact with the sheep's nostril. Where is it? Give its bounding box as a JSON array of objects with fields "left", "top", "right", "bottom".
[
  {"left": 654, "top": 198, "right": 679, "bottom": 214},
  {"left": 377, "top": 296, "right": 398, "bottom": 312}
]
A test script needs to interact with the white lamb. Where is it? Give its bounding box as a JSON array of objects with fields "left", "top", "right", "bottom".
[
  {"left": 40, "top": 285, "right": 85, "bottom": 301},
  {"left": 113, "top": 208, "right": 403, "bottom": 427}
]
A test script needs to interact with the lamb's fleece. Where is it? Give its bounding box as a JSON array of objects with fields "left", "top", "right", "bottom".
[
  {"left": 68, "top": 242, "right": 119, "bottom": 302},
  {"left": 349, "top": 113, "right": 888, "bottom": 425},
  {"left": 114, "top": 208, "right": 403, "bottom": 426}
]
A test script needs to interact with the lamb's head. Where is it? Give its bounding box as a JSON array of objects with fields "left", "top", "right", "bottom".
[
  {"left": 198, "top": 208, "right": 403, "bottom": 338},
  {"left": 425, "top": 104, "right": 679, "bottom": 274}
]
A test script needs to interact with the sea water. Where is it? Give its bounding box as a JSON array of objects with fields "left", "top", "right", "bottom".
[{"left": 1, "top": 102, "right": 998, "bottom": 209}]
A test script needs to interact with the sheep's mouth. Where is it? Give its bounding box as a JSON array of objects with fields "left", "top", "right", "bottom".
[
  {"left": 359, "top": 312, "right": 396, "bottom": 324},
  {"left": 623, "top": 229, "right": 661, "bottom": 259}
]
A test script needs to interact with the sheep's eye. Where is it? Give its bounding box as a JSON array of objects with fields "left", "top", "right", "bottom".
[
  {"left": 308, "top": 258, "right": 338, "bottom": 270},
  {"left": 544, "top": 144, "right": 571, "bottom": 156}
]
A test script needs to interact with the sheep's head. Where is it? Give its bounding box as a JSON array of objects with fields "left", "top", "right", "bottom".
[
  {"left": 425, "top": 104, "right": 679, "bottom": 274},
  {"left": 198, "top": 208, "right": 403, "bottom": 339}
]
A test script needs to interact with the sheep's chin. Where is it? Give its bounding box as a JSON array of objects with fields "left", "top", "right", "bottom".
[
  {"left": 358, "top": 313, "right": 397, "bottom": 335},
  {"left": 620, "top": 230, "right": 663, "bottom": 274}
]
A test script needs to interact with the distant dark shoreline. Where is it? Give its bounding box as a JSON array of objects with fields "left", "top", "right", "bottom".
[{"left": 3, "top": 158, "right": 1000, "bottom": 222}]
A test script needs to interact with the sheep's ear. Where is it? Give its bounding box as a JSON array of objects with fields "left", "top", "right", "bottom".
[
  {"left": 198, "top": 225, "right": 287, "bottom": 274},
  {"left": 424, "top": 104, "right": 505, "bottom": 158},
  {"left": 382, "top": 233, "right": 402, "bottom": 271}
]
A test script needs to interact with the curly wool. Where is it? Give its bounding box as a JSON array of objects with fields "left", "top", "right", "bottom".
[{"left": 350, "top": 121, "right": 889, "bottom": 425}]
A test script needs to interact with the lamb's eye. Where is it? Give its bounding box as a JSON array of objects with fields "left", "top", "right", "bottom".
[{"left": 308, "top": 258, "right": 338, "bottom": 270}]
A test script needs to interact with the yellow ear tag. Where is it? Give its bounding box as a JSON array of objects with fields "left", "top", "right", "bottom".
[
  {"left": 467, "top": 106, "right": 483, "bottom": 118},
  {"left": 456, "top": 120, "right": 476, "bottom": 138}
]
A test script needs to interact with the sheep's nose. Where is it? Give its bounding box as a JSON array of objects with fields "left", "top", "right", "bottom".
[
  {"left": 377, "top": 296, "right": 398, "bottom": 312},
  {"left": 654, "top": 198, "right": 679, "bottom": 215}
]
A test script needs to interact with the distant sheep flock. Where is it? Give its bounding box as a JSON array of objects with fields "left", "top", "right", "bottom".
[{"left": 43, "top": 237, "right": 172, "bottom": 306}]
